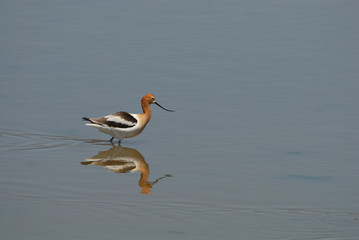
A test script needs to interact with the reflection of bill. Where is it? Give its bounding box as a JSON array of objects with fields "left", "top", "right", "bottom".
[{"left": 81, "top": 146, "right": 172, "bottom": 194}]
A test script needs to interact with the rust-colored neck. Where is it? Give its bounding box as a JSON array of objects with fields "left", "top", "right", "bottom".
[
  {"left": 141, "top": 98, "right": 152, "bottom": 124},
  {"left": 141, "top": 99, "right": 151, "bottom": 113}
]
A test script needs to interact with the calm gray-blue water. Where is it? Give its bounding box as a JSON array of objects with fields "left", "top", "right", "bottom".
[{"left": 1, "top": 1, "right": 358, "bottom": 239}]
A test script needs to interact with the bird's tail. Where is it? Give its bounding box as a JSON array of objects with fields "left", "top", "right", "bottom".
[
  {"left": 81, "top": 161, "right": 94, "bottom": 165},
  {"left": 82, "top": 117, "right": 91, "bottom": 122}
]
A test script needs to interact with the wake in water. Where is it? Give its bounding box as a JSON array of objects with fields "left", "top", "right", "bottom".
[{"left": 0, "top": 129, "right": 110, "bottom": 151}]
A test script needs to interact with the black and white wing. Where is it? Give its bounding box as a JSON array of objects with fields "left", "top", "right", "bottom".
[{"left": 83, "top": 111, "right": 138, "bottom": 129}]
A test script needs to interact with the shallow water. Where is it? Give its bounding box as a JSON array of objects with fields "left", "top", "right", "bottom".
[{"left": 1, "top": 1, "right": 359, "bottom": 239}]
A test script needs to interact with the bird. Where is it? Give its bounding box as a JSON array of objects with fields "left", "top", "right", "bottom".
[{"left": 83, "top": 93, "right": 174, "bottom": 144}]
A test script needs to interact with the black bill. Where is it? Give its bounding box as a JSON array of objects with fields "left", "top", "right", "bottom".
[{"left": 155, "top": 102, "right": 175, "bottom": 112}]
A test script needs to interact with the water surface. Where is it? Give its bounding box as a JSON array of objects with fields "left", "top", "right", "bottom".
[{"left": 1, "top": 1, "right": 358, "bottom": 239}]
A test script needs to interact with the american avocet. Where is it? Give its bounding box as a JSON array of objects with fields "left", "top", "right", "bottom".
[{"left": 83, "top": 93, "right": 174, "bottom": 144}]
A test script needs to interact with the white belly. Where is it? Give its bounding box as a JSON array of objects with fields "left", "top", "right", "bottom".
[{"left": 86, "top": 123, "right": 145, "bottom": 140}]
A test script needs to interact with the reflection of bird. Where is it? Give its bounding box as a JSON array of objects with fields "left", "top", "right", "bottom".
[
  {"left": 82, "top": 93, "right": 174, "bottom": 144},
  {"left": 81, "top": 146, "right": 172, "bottom": 194}
]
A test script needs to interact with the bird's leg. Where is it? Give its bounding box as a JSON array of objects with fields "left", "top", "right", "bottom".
[
  {"left": 109, "top": 137, "right": 114, "bottom": 142},
  {"left": 118, "top": 140, "right": 122, "bottom": 146}
]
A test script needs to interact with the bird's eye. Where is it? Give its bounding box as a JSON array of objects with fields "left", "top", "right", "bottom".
[{"left": 151, "top": 97, "right": 155, "bottom": 100}]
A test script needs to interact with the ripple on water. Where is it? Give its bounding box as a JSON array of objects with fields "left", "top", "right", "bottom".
[{"left": 0, "top": 129, "right": 109, "bottom": 151}]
